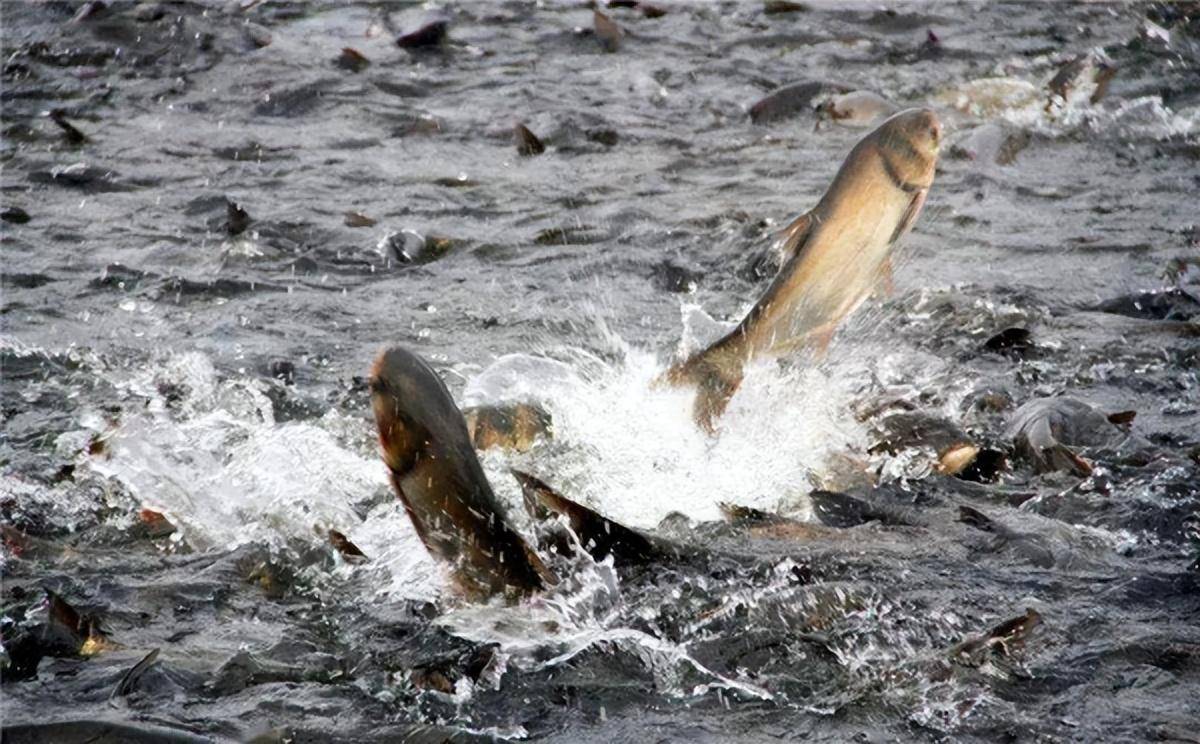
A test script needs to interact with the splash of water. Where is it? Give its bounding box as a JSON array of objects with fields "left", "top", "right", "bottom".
[
  {"left": 468, "top": 341, "right": 867, "bottom": 528},
  {"left": 84, "top": 351, "right": 443, "bottom": 598}
]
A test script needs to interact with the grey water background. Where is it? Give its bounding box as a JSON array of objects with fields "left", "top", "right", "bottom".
[{"left": 2, "top": 1, "right": 1199, "bottom": 742}]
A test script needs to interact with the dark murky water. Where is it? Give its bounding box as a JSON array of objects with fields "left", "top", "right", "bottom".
[{"left": 3, "top": 1, "right": 1199, "bottom": 742}]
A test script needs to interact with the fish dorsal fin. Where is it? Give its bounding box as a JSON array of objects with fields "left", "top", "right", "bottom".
[
  {"left": 510, "top": 470, "right": 660, "bottom": 564},
  {"left": 774, "top": 209, "right": 816, "bottom": 264}
]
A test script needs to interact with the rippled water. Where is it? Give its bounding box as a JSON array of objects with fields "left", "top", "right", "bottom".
[{"left": 3, "top": 1, "right": 1199, "bottom": 742}]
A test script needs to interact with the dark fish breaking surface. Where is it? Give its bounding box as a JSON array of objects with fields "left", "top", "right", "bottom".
[{"left": 2, "top": 1, "right": 1199, "bottom": 742}]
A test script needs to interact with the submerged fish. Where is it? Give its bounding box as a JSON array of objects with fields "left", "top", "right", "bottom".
[
  {"left": 1004, "top": 396, "right": 1131, "bottom": 476},
  {"left": 816, "top": 90, "right": 899, "bottom": 128},
  {"left": 662, "top": 109, "right": 943, "bottom": 430},
  {"left": 463, "top": 401, "right": 552, "bottom": 452}
]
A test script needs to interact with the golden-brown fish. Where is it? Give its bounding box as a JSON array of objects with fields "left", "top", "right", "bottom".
[{"left": 663, "top": 108, "right": 942, "bottom": 430}]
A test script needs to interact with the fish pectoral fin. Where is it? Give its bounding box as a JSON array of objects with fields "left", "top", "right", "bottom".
[
  {"left": 877, "top": 257, "right": 896, "bottom": 298},
  {"left": 774, "top": 209, "right": 815, "bottom": 264},
  {"left": 889, "top": 188, "right": 928, "bottom": 246}
]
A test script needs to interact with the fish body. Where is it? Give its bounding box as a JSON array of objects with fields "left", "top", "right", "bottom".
[
  {"left": 369, "top": 348, "right": 550, "bottom": 600},
  {"left": 665, "top": 108, "right": 942, "bottom": 429}
]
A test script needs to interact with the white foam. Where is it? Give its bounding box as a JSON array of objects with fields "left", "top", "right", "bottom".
[
  {"left": 474, "top": 347, "right": 864, "bottom": 529},
  {"left": 85, "top": 351, "right": 441, "bottom": 599},
  {"left": 84, "top": 300, "right": 870, "bottom": 601}
]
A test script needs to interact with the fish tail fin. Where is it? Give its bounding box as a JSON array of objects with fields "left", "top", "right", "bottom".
[
  {"left": 692, "top": 368, "right": 742, "bottom": 433},
  {"left": 657, "top": 344, "right": 745, "bottom": 432}
]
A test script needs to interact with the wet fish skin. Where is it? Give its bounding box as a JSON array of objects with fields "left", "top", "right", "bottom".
[
  {"left": 664, "top": 109, "right": 942, "bottom": 430},
  {"left": 369, "top": 347, "right": 550, "bottom": 600},
  {"left": 816, "top": 90, "right": 899, "bottom": 128},
  {"left": 512, "top": 469, "right": 664, "bottom": 564},
  {"left": 463, "top": 402, "right": 552, "bottom": 452}
]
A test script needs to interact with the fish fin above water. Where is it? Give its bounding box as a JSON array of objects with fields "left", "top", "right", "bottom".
[
  {"left": 775, "top": 209, "right": 815, "bottom": 265},
  {"left": 510, "top": 470, "right": 661, "bottom": 565},
  {"left": 877, "top": 256, "right": 895, "bottom": 297},
  {"left": 1045, "top": 444, "right": 1093, "bottom": 477},
  {"left": 958, "top": 504, "right": 998, "bottom": 532},
  {"left": 110, "top": 647, "right": 161, "bottom": 704},
  {"left": 949, "top": 607, "right": 1043, "bottom": 666},
  {"left": 1022, "top": 415, "right": 1093, "bottom": 475},
  {"left": 889, "top": 187, "right": 927, "bottom": 246},
  {"left": 1106, "top": 409, "right": 1137, "bottom": 427}
]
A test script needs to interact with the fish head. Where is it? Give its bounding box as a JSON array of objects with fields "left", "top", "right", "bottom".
[
  {"left": 873, "top": 108, "right": 942, "bottom": 188},
  {"left": 369, "top": 347, "right": 460, "bottom": 475},
  {"left": 882, "top": 107, "right": 942, "bottom": 157}
]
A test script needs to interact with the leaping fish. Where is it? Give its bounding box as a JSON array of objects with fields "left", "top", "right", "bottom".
[{"left": 661, "top": 108, "right": 943, "bottom": 431}]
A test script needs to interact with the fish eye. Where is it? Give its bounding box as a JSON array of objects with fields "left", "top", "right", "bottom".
[{"left": 368, "top": 376, "right": 385, "bottom": 394}]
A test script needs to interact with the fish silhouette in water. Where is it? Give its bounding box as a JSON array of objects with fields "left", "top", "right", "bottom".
[{"left": 661, "top": 109, "right": 942, "bottom": 431}]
